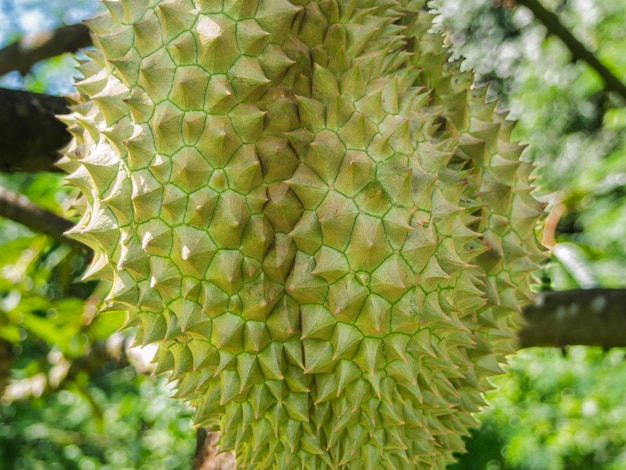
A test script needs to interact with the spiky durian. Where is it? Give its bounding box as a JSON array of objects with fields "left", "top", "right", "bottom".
[{"left": 60, "top": 1, "right": 544, "bottom": 468}]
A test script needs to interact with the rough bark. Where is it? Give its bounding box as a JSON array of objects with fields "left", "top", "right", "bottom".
[
  {"left": 518, "top": 289, "right": 626, "bottom": 349},
  {"left": 0, "top": 88, "right": 71, "bottom": 172},
  {"left": 193, "top": 430, "right": 236, "bottom": 470},
  {"left": 0, "top": 23, "right": 91, "bottom": 76}
]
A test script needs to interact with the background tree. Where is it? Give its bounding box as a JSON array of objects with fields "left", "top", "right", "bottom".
[{"left": 0, "top": 0, "right": 625, "bottom": 468}]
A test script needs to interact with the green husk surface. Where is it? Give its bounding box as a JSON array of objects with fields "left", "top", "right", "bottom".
[{"left": 60, "top": 0, "right": 544, "bottom": 468}]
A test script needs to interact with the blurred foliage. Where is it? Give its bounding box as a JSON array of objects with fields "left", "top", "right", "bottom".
[
  {"left": 1, "top": 0, "right": 626, "bottom": 468},
  {"left": 1, "top": 372, "right": 195, "bottom": 470},
  {"left": 453, "top": 348, "right": 626, "bottom": 470}
]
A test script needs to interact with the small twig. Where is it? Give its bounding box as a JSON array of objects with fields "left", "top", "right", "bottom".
[
  {"left": 516, "top": 0, "right": 626, "bottom": 101},
  {"left": 0, "top": 185, "right": 82, "bottom": 247},
  {"left": 0, "top": 23, "right": 92, "bottom": 77}
]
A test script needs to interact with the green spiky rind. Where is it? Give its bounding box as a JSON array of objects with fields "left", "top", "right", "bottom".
[{"left": 62, "top": 1, "right": 544, "bottom": 468}]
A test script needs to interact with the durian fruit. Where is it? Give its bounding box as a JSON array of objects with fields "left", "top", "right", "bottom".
[{"left": 60, "top": 1, "right": 544, "bottom": 468}]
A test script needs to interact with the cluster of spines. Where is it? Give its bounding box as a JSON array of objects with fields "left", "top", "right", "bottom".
[
  {"left": 59, "top": 1, "right": 543, "bottom": 468},
  {"left": 408, "top": 5, "right": 545, "bottom": 410}
]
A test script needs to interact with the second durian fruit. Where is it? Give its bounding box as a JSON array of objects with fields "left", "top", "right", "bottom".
[{"left": 60, "top": 0, "right": 544, "bottom": 468}]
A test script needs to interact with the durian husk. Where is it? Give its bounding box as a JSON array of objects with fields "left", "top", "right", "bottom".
[{"left": 60, "top": 1, "right": 544, "bottom": 468}]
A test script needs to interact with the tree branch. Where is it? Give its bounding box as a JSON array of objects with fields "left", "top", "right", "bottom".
[
  {"left": 0, "top": 88, "right": 71, "bottom": 172},
  {"left": 0, "top": 23, "right": 92, "bottom": 77},
  {"left": 193, "top": 429, "right": 236, "bottom": 470},
  {"left": 516, "top": 0, "right": 626, "bottom": 101},
  {"left": 0, "top": 339, "right": 11, "bottom": 398},
  {"left": 0, "top": 185, "right": 81, "bottom": 247},
  {"left": 519, "top": 289, "right": 626, "bottom": 349}
]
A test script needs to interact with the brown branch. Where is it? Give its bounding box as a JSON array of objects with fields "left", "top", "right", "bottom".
[
  {"left": 193, "top": 430, "right": 236, "bottom": 470},
  {"left": 0, "top": 88, "right": 71, "bottom": 172},
  {"left": 0, "top": 339, "right": 11, "bottom": 398},
  {"left": 0, "top": 23, "right": 92, "bottom": 77},
  {"left": 516, "top": 0, "right": 626, "bottom": 101},
  {"left": 519, "top": 289, "right": 626, "bottom": 349},
  {"left": 0, "top": 185, "right": 81, "bottom": 247}
]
